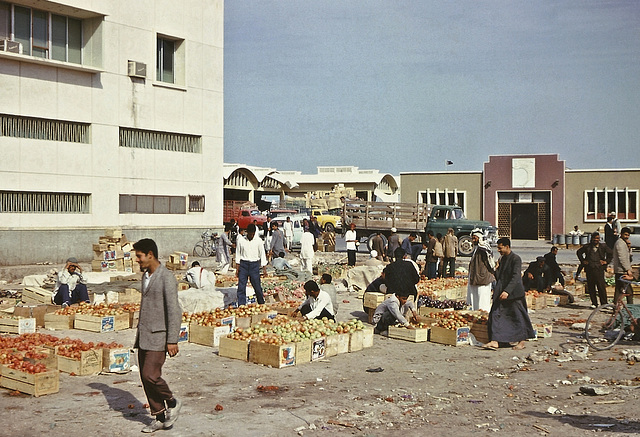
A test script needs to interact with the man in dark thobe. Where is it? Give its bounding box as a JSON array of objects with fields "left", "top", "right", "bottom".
[{"left": 484, "top": 237, "right": 535, "bottom": 351}]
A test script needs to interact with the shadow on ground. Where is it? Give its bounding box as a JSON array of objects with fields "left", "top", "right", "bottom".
[
  {"left": 88, "top": 382, "right": 147, "bottom": 425},
  {"left": 525, "top": 410, "right": 640, "bottom": 434}
]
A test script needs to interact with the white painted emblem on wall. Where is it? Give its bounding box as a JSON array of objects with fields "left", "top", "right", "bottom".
[{"left": 512, "top": 158, "right": 535, "bottom": 188}]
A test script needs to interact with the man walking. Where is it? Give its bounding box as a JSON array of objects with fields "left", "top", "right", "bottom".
[
  {"left": 443, "top": 228, "right": 458, "bottom": 277},
  {"left": 387, "top": 227, "right": 401, "bottom": 261},
  {"left": 283, "top": 216, "right": 294, "bottom": 251},
  {"left": 613, "top": 227, "right": 634, "bottom": 304},
  {"left": 345, "top": 223, "right": 358, "bottom": 266},
  {"left": 467, "top": 230, "right": 495, "bottom": 312},
  {"left": 133, "top": 238, "right": 183, "bottom": 433},
  {"left": 577, "top": 232, "right": 613, "bottom": 308},
  {"left": 236, "top": 224, "right": 268, "bottom": 305},
  {"left": 484, "top": 238, "right": 535, "bottom": 351},
  {"left": 269, "top": 222, "right": 285, "bottom": 258}
]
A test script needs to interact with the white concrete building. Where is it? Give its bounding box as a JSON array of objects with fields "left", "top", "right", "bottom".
[{"left": 0, "top": 0, "right": 224, "bottom": 265}]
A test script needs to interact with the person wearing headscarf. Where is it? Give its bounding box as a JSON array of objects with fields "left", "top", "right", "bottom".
[
  {"left": 365, "top": 249, "right": 384, "bottom": 266},
  {"left": 466, "top": 229, "right": 495, "bottom": 312}
]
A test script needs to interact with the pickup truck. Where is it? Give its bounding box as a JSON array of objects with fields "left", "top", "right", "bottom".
[
  {"left": 311, "top": 208, "right": 342, "bottom": 232},
  {"left": 343, "top": 201, "right": 496, "bottom": 256},
  {"left": 223, "top": 200, "right": 268, "bottom": 230}
]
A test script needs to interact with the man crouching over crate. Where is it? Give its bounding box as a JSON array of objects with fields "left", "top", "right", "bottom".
[
  {"left": 133, "top": 238, "right": 183, "bottom": 433},
  {"left": 372, "top": 291, "right": 418, "bottom": 336}
]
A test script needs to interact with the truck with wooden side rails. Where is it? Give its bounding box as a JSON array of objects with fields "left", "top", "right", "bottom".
[
  {"left": 223, "top": 200, "right": 268, "bottom": 230},
  {"left": 342, "top": 201, "right": 497, "bottom": 256}
]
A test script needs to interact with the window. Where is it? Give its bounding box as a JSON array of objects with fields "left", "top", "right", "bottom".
[
  {"left": 1, "top": 191, "right": 90, "bottom": 213},
  {"left": 189, "top": 195, "right": 205, "bottom": 213},
  {"left": 585, "top": 188, "right": 637, "bottom": 221},
  {"left": 3, "top": 3, "right": 82, "bottom": 63},
  {"left": 418, "top": 189, "right": 467, "bottom": 213},
  {"left": 120, "top": 195, "right": 186, "bottom": 214},
  {"left": 119, "top": 127, "right": 201, "bottom": 153},
  {"left": 156, "top": 36, "right": 174, "bottom": 83},
  {"left": 1, "top": 113, "right": 90, "bottom": 142}
]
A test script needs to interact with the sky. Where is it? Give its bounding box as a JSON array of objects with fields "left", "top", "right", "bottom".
[{"left": 223, "top": 1, "right": 640, "bottom": 175}]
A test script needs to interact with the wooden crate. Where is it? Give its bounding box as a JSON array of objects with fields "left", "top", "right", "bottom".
[
  {"left": 1, "top": 365, "right": 59, "bottom": 397},
  {"left": 12, "top": 304, "right": 58, "bottom": 328},
  {"left": 362, "top": 326, "right": 374, "bottom": 348},
  {"left": 249, "top": 341, "right": 296, "bottom": 368},
  {"left": 388, "top": 325, "right": 429, "bottom": 342},
  {"left": 24, "top": 346, "right": 58, "bottom": 370},
  {"left": 178, "top": 323, "right": 189, "bottom": 343},
  {"left": 470, "top": 323, "right": 489, "bottom": 344},
  {"left": 251, "top": 311, "right": 278, "bottom": 326},
  {"left": 189, "top": 324, "right": 232, "bottom": 347},
  {"left": 102, "top": 348, "right": 130, "bottom": 373},
  {"left": 312, "top": 337, "right": 326, "bottom": 360},
  {"left": 349, "top": 330, "right": 365, "bottom": 352},
  {"left": 218, "top": 337, "right": 249, "bottom": 361},
  {"left": 57, "top": 349, "right": 103, "bottom": 375},
  {"left": 74, "top": 313, "right": 129, "bottom": 333},
  {"left": 545, "top": 294, "right": 570, "bottom": 306},
  {"left": 235, "top": 316, "right": 251, "bottom": 330},
  {"left": 129, "top": 311, "right": 139, "bottom": 329},
  {"left": 44, "top": 313, "right": 74, "bottom": 330},
  {"left": 118, "top": 288, "right": 141, "bottom": 304},
  {"left": 429, "top": 326, "right": 470, "bottom": 346},
  {"left": 22, "top": 287, "right": 54, "bottom": 305},
  {"left": 325, "top": 334, "right": 339, "bottom": 357},
  {"left": 0, "top": 317, "right": 36, "bottom": 334},
  {"left": 363, "top": 292, "right": 386, "bottom": 309},
  {"left": 535, "top": 323, "right": 553, "bottom": 339},
  {"left": 295, "top": 340, "right": 312, "bottom": 365}
]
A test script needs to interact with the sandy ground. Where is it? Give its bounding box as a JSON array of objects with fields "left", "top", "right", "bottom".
[{"left": 1, "top": 248, "right": 639, "bottom": 437}]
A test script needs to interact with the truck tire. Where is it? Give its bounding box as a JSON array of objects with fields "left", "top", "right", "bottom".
[
  {"left": 324, "top": 222, "right": 335, "bottom": 233},
  {"left": 458, "top": 235, "right": 474, "bottom": 257},
  {"left": 366, "top": 233, "right": 388, "bottom": 252}
]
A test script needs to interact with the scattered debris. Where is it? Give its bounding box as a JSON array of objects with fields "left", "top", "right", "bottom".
[
  {"left": 547, "top": 406, "right": 564, "bottom": 415},
  {"left": 579, "top": 385, "right": 612, "bottom": 396}
]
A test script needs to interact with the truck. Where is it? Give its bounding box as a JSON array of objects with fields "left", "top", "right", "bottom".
[
  {"left": 223, "top": 200, "right": 268, "bottom": 230},
  {"left": 342, "top": 201, "right": 497, "bottom": 256}
]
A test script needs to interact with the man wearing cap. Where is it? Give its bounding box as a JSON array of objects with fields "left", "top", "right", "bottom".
[
  {"left": 345, "top": 223, "right": 358, "bottom": 266},
  {"left": 467, "top": 230, "right": 495, "bottom": 312},
  {"left": 53, "top": 257, "right": 90, "bottom": 307},
  {"left": 387, "top": 227, "right": 401, "bottom": 261},
  {"left": 522, "top": 256, "right": 552, "bottom": 292},
  {"left": 365, "top": 250, "right": 384, "bottom": 266}
]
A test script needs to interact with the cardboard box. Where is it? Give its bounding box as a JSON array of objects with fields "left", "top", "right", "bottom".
[
  {"left": 57, "top": 349, "right": 103, "bottom": 375},
  {"left": 114, "top": 259, "right": 125, "bottom": 272},
  {"left": 535, "top": 323, "right": 553, "bottom": 339},
  {"left": 170, "top": 252, "right": 189, "bottom": 268},
  {"left": 363, "top": 292, "right": 386, "bottom": 309},
  {"left": 249, "top": 341, "right": 296, "bottom": 368},
  {"left": 22, "top": 287, "right": 54, "bottom": 305},
  {"left": 12, "top": 304, "right": 58, "bottom": 328},
  {"left": 74, "top": 313, "right": 129, "bottom": 333},
  {"left": 429, "top": 326, "right": 470, "bottom": 346},
  {"left": 0, "top": 365, "right": 59, "bottom": 397},
  {"left": 178, "top": 323, "right": 189, "bottom": 343},
  {"left": 312, "top": 337, "right": 326, "bottom": 360},
  {"left": 0, "top": 317, "right": 36, "bottom": 334},
  {"left": 92, "top": 260, "right": 109, "bottom": 272},
  {"left": 93, "top": 243, "right": 107, "bottom": 252},
  {"left": 189, "top": 324, "right": 232, "bottom": 347},
  {"left": 44, "top": 313, "right": 74, "bottom": 330},
  {"left": 123, "top": 259, "right": 134, "bottom": 273},
  {"left": 102, "top": 348, "right": 130, "bottom": 373},
  {"left": 105, "top": 228, "right": 123, "bottom": 239},
  {"left": 388, "top": 325, "right": 429, "bottom": 342},
  {"left": 295, "top": 340, "right": 312, "bottom": 364},
  {"left": 218, "top": 336, "right": 249, "bottom": 361}
]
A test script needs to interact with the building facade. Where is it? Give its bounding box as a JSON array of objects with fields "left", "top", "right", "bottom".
[
  {"left": 0, "top": 0, "right": 224, "bottom": 265},
  {"left": 401, "top": 154, "right": 639, "bottom": 240}
]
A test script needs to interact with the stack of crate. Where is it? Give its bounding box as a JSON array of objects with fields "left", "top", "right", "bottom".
[{"left": 91, "top": 228, "right": 140, "bottom": 273}]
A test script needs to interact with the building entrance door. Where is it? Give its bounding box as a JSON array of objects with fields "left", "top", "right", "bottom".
[{"left": 511, "top": 203, "right": 538, "bottom": 239}]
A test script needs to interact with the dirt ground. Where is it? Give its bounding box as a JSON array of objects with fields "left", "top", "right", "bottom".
[{"left": 1, "top": 254, "right": 639, "bottom": 437}]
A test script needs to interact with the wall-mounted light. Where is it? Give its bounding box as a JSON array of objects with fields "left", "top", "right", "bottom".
[
  {"left": 484, "top": 181, "right": 492, "bottom": 189},
  {"left": 552, "top": 179, "right": 559, "bottom": 188}
]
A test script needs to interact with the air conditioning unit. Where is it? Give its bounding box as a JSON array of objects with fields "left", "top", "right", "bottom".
[
  {"left": 127, "top": 60, "right": 147, "bottom": 79},
  {"left": 0, "top": 39, "right": 22, "bottom": 54}
]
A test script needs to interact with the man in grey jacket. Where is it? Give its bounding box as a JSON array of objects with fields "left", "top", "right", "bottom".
[
  {"left": 133, "top": 238, "right": 183, "bottom": 433},
  {"left": 613, "top": 227, "right": 634, "bottom": 304}
]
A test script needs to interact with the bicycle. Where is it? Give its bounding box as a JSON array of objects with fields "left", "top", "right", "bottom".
[
  {"left": 584, "top": 277, "right": 640, "bottom": 350},
  {"left": 193, "top": 229, "right": 217, "bottom": 257}
]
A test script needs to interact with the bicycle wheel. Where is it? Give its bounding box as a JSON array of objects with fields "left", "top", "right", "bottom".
[
  {"left": 193, "top": 242, "right": 207, "bottom": 257},
  {"left": 585, "top": 304, "right": 625, "bottom": 350}
]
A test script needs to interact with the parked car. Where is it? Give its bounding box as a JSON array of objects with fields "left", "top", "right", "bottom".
[{"left": 271, "top": 214, "right": 307, "bottom": 250}]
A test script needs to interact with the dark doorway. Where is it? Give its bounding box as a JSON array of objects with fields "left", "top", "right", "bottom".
[{"left": 511, "top": 203, "right": 538, "bottom": 239}]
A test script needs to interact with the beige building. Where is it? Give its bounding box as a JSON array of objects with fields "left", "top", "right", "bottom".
[
  {"left": 401, "top": 154, "right": 639, "bottom": 240},
  {"left": 0, "top": 0, "right": 224, "bottom": 265}
]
